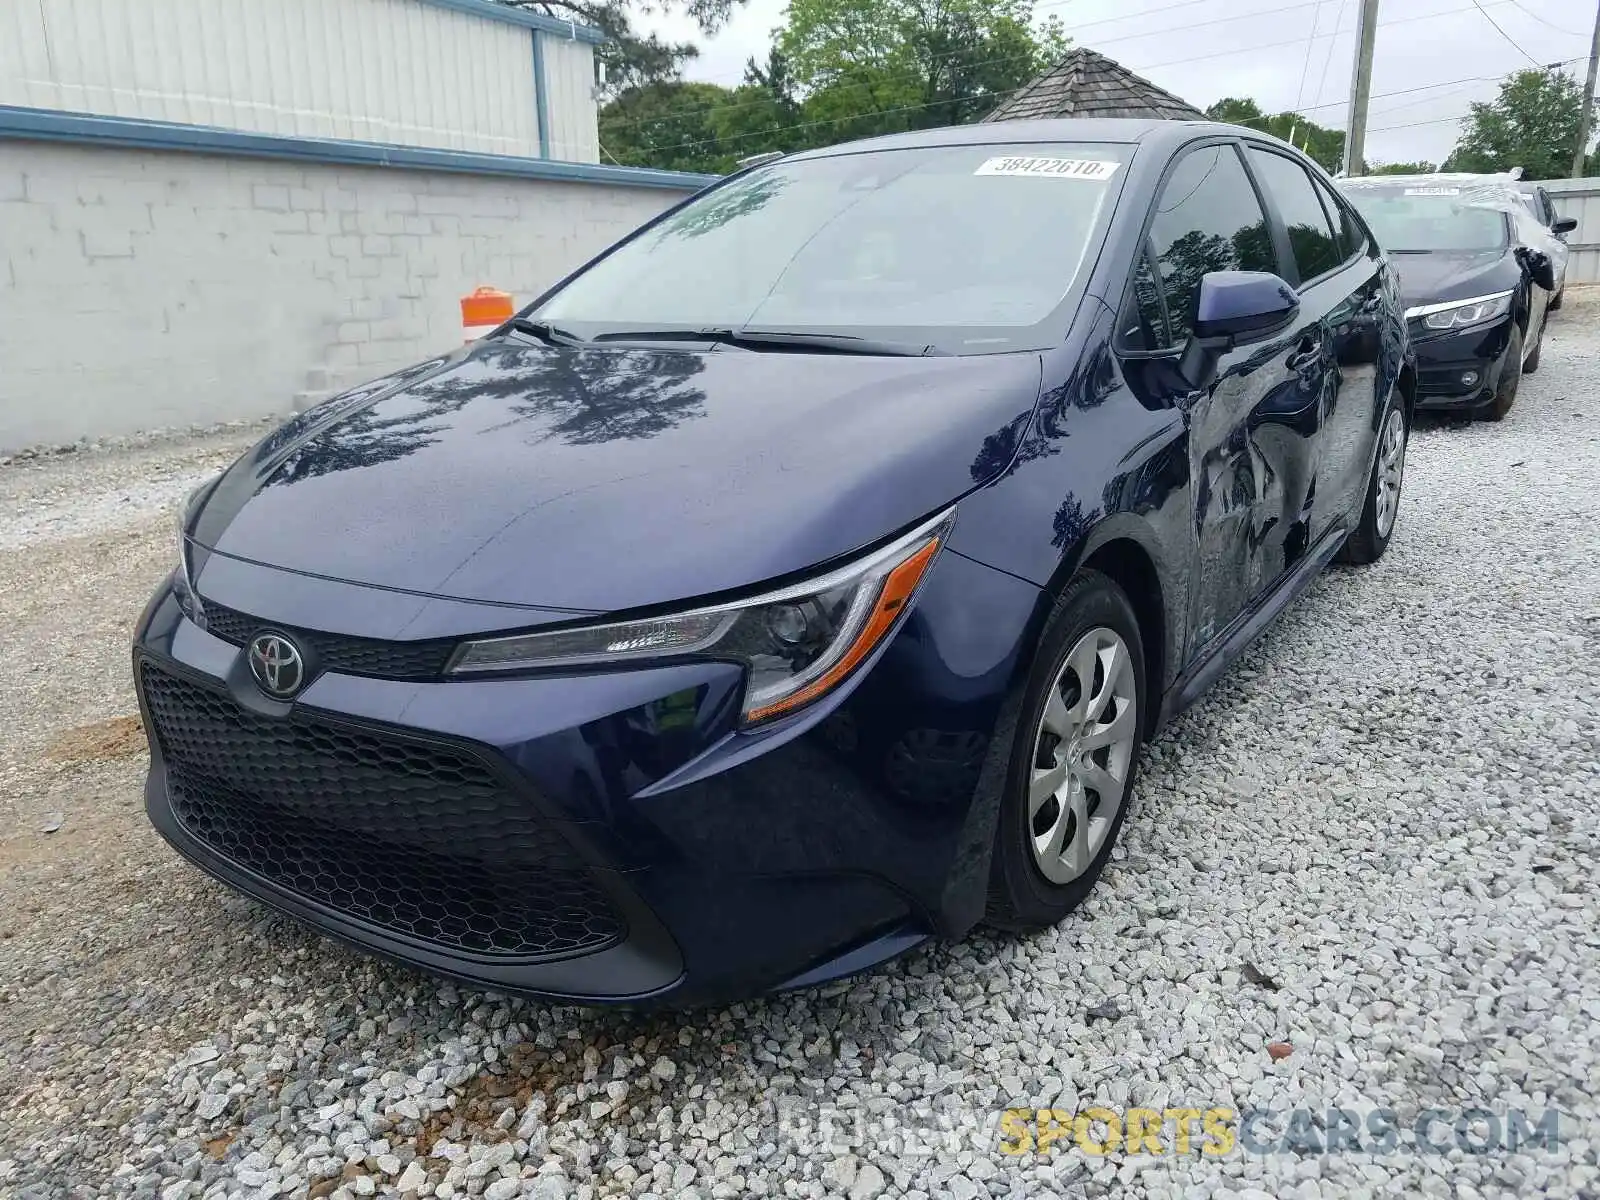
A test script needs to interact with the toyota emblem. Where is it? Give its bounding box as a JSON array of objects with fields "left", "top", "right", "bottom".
[{"left": 247, "top": 632, "right": 306, "bottom": 698}]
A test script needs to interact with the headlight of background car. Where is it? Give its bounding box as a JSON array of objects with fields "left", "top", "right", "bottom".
[
  {"left": 448, "top": 508, "right": 954, "bottom": 725},
  {"left": 1419, "top": 291, "right": 1512, "bottom": 330},
  {"left": 173, "top": 474, "right": 220, "bottom": 625}
]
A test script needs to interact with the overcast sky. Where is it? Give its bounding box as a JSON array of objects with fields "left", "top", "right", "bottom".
[{"left": 633, "top": 0, "right": 1596, "bottom": 166}]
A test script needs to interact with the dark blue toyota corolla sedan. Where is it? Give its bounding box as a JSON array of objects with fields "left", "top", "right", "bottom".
[{"left": 136, "top": 119, "right": 1413, "bottom": 1005}]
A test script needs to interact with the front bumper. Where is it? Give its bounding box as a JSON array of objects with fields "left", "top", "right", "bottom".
[
  {"left": 1410, "top": 315, "right": 1515, "bottom": 411},
  {"left": 134, "top": 546, "right": 1039, "bottom": 1005}
]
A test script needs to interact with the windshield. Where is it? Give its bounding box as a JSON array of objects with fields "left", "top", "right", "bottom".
[
  {"left": 534, "top": 142, "right": 1133, "bottom": 354},
  {"left": 1340, "top": 182, "right": 1509, "bottom": 252}
]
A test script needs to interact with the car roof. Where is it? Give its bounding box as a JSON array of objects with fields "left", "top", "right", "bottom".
[
  {"left": 781, "top": 118, "right": 1289, "bottom": 162},
  {"left": 1341, "top": 171, "right": 1519, "bottom": 188}
]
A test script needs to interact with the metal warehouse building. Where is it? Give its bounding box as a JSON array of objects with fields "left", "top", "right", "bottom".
[{"left": 0, "top": 0, "right": 713, "bottom": 449}]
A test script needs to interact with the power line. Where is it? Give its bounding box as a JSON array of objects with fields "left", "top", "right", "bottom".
[
  {"left": 655, "top": 0, "right": 1559, "bottom": 93},
  {"left": 1311, "top": 0, "right": 1350, "bottom": 105},
  {"left": 1470, "top": 0, "right": 1544, "bottom": 66},
  {"left": 1365, "top": 79, "right": 1483, "bottom": 116},
  {"left": 630, "top": 70, "right": 1518, "bottom": 160},
  {"left": 601, "top": 1, "right": 1589, "bottom": 147},
  {"left": 1367, "top": 113, "right": 1472, "bottom": 132},
  {"left": 600, "top": 0, "right": 1332, "bottom": 139},
  {"left": 640, "top": 42, "right": 1589, "bottom": 169},
  {"left": 1295, "top": 0, "right": 1329, "bottom": 111},
  {"left": 1500, "top": 0, "right": 1586, "bottom": 38}
]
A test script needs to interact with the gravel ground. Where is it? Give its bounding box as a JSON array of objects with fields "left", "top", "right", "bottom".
[{"left": 1, "top": 303, "right": 1597, "bottom": 1200}]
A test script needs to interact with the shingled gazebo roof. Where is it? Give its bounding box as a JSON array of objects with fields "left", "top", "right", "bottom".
[{"left": 983, "top": 47, "right": 1206, "bottom": 123}]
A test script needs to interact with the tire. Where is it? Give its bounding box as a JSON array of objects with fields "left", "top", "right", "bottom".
[
  {"left": 1479, "top": 327, "right": 1523, "bottom": 422},
  {"left": 1523, "top": 312, "right": 1544, "bottom": 375},
  {"left": 1550, "top": 287, "right": 1564, "bottom": 312},
  {"left": 1339, "top": 389, "right": 1407, "bottom": 565},
  {"left": 986, "top": 570, "right": 1146, "bottom": 932}
]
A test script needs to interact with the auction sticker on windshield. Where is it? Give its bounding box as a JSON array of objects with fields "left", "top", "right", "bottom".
[{"left": 975, "top": 157, "right": 1120, "bottom": 180}]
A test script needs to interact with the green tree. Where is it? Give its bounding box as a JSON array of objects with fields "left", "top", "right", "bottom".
[
  {"left": 495, "top": 0, "right": 731, "bottom": 95},
  {"left": 1444, "top": 69, "right": 1591, "bottom": 180},
  {"left": 599, "top": 81, "right": 740, "bottom": 173},
  {"left": 778, "top": 0, "right": 1067, "bottom": 143},
  {"left": 1204, "top": 97, "right": 1345, "bottom": 173},
  {"left": 709, "top": 50, "right": 808, "bottom": 157},
  {"left": 1368, "top": 160, "right": 1439, "bottom": 175}
]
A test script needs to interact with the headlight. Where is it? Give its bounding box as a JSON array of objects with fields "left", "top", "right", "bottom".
[
  {"left": 174, "top": 474, "right": 221, "bottom": 624},
  {"left": 1412, "top": 291, "right": 1513, "bottom": 330},
  {"left": 448, "top": 508, "right": 954, "bottom": 725}
]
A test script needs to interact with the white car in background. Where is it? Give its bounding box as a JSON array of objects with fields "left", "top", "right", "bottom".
[{"left": 1513, "top": 180, "right": 1578, "bottom": 309}]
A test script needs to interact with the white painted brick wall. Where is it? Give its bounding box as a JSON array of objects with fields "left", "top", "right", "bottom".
[{"left": 0, "top": 143, "right": 696, "bottom": 451}]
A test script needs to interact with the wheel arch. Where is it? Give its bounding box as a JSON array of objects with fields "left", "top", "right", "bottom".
[
  {"left": 1032, "top": 517, "right": 1174, "bottom": 739},
  {"left": 1396, "top": 360, "right": 1416, "bottom": 427}
]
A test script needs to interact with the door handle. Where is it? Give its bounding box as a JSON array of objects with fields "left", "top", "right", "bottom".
[{"left": 1285, "top": 337, "right": 1321, "bottom": 372}]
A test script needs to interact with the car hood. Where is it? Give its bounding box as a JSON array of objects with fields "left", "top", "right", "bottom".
[
  {"left": 1389, "top": 249, "right": 1519, "bottom": 311},
  {"left": 194, "top": 339, "right": 1043, "bottom": 613}
]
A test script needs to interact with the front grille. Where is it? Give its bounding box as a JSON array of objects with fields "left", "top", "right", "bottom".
[
  {"left": 201, "top": 602, "right": 455, "bottom": 680},
  {"left": 139, "top": 663, "right": 625, "bottom": 959}
]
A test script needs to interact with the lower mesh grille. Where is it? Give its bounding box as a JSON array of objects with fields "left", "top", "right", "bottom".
[{"left": 139, "top": 663, "right": 625, "bottom": 959}]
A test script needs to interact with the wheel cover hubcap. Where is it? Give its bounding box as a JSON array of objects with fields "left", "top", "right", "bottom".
[
  {"left": 1375, "top": 407, "right": 1406, "bottom": 539},
  {"left": 1027, "top": 626, "right": 1139, "bottom": 885}
]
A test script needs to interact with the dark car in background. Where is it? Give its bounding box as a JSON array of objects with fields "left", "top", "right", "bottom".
[
  {"left": 137, "top": 120, "right": 1412, "bottom": 1005},
  {"left": 1340, "top": 174, "right": 1558, "bottom": 421}
]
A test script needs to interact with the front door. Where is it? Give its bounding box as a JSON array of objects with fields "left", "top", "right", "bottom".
[{"left": 1137, "top": 141, "right": 1327, "bottom": 658}]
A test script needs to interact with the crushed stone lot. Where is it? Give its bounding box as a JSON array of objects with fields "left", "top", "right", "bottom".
[{"left": 1, "top": 303, "right": 1597, "bottom": 1200}]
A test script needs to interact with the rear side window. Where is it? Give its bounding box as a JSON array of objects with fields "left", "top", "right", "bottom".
[
  {"left": 1313, "top": 176, "right": 1366, "bottom": 260},
  {"left": 1247, "top": 148, "right": 1342, "bottom": 283},
  {"left": 1147, "top": 144, "right": 1276, "bottom": 342}
]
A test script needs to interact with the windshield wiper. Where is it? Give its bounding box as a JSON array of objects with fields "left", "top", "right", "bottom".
[
  {"left": 592, "top": 327, "right": 945, "bottom": 357},
  {"left": 501, "top": 317, "right": 586, "bottom": 346}
]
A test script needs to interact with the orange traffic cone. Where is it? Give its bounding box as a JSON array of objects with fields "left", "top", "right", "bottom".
[{"left": 461, "top": 286, "right": 514, "bottom": 341}]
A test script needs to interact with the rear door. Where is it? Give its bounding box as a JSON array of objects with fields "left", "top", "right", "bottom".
[{"left": 1118, "top": 140, "right": 1318, "bottom": 657}]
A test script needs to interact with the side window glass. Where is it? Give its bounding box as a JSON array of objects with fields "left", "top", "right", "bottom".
[
  {"left": 1247, "top": 149, "right": 1343, "bottom": 283},
  {"left": 1313, "top": 176, "right": 1364, "bottom": 261},
  {"left": 1147, "top": 144, "right": 1275, "bottom": 342},
  {"left": 1119, "top": 246, "right": 1171, "bottom": 351}
]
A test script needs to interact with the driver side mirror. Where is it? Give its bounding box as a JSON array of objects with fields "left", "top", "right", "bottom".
[
  {"left": 1516, "top": 245, "right": 1556, "bottom": 292},
  {"left": 1178, "top": 271, "right": 1300, "bottom": 389},
  {"left": 1553, "top": 215, "right": 1578, "bottom": 236}
]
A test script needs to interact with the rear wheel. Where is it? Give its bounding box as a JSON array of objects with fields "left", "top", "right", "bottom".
[
  {"left": 1340, "top": 392, "right": 1407, "bottom": 565},
  {"left": 1550, "top": 287, "right": 1564, "bottom": 312},
  {"left": 986, "top": 571, "right": 1145, "bottom": 931},
  {"left": 1479, "top": 327, "right": 1523, "bottom": 422}
]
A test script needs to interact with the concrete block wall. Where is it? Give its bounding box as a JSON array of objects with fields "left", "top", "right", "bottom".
[{"left": 0, "top": 141, "right": 698, "bottom": 451}]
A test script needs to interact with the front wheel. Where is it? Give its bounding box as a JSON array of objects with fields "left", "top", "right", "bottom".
[
  {"left": 986, "top": 571, "right": 1145, "bottom": 931},
  {"left": 1339, "top": 393, "right": 1407, "bottom": 565}
]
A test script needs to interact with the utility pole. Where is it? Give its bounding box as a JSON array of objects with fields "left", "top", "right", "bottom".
[
  {"left": 1573, "top": 0, "right": 1600, "bottom": 178},
  {"left": 1344, "top": 0, "right": 1380, "bottom": 176}
]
